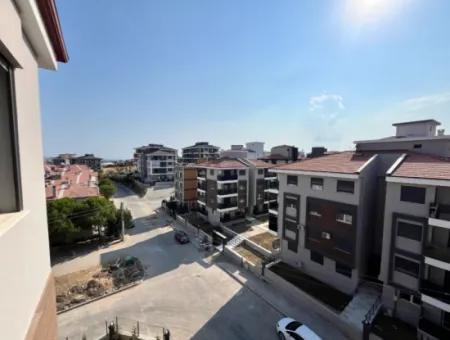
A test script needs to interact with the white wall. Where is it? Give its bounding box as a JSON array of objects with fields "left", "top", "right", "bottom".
[{"left": 0, "top": 1, "right": 54, "bottom": 339}]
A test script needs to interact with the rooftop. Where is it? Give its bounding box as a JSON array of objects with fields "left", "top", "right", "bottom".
[
  {"left": 392, "top": 119, "right": 441, "bottom": 126},
  {"left": 273, "top": 151, "right": 373, "bottom": 174},
  {"left": 196, "top": 158, "right": 247, "bottom": 169},
  {"left": 246, "top": 159, "right": 273, "bottom": 168},
  {"left": 391, "top": 153, "right": 450, "bottom": 181}
]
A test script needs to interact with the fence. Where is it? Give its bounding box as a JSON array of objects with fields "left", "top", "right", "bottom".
[{"left": 175, "top": 214, "right": 213, "bottom": 244}]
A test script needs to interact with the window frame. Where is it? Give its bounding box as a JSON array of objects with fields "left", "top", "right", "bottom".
[
  {"left": 0, "top": 54, "right": 22, "bottom": 213},
  {"left": 397, "top": 220, "right": 422, "bottom": 241},
  {"left": 400, "top": 186, "right": 426, "bottom": 204},
  {"left": 394, "top": 256, "right": 420, "bottom": 278},
  {"left": 310, "top": 177, "right": 323, "bottom": 191},
  {"left": 287, "top": 175, "right": 298, "bottom": 186},
  {"left": 336, "top": 180, "right": 354, "bottom": 194}
]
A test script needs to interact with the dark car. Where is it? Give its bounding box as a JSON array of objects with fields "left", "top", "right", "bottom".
[{"left": 174, "top": 230, "right": 190, "bottom": 244}]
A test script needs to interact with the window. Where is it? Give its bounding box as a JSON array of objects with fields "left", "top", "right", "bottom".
[
  {"left": 309, "top": 210, "right": 321, "bottom": 217},
  {"left": 337, "top": 180, "right": 354, "bottom": 194},
  {"left": 209, "top": 169, "right": 214, "bottom": 175},
  {"left": 336, "top": 262, "right": 352, "bottom": 278},
  {"left": 335, "top": 237, "right": 352, "bottom": 254},
  {"left": 258, "top": 169, "right": 263, "bottom": 175},
  {"left": 287, "top": 175, "right": 298, "bottom": 186},
  {"left": 397, "top": 221, "right": 422, "bottom": 241},
  {"left": 310, "top": 251, "right": 324, "bottom": 265},
  {"left": 394, "top": 256, "right": 419, "bottom": 278},
  {"left": 336, "top": 213, "right": 353, "bottom": 225},
  {"left": 0, "top": 54, "right": 21, "bottom": 213},
  {"left": 311, "top": 177, "right": 323, "bottom": 190},
  {"left": 400, "top": 186, "right": 426, "bottom": 204},
  {"left": 285, "top": 229, "right": 296, "bottom": 240},
  {"left": 413, "top": 144, "right": 422, "bottom": 149},
  {"left": 239, "top": 170, "right": 245, "bottom": 175}
]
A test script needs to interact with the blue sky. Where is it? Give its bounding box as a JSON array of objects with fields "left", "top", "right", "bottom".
[{"left": 40, "top": 0, "right": 450, "bottom": 159}]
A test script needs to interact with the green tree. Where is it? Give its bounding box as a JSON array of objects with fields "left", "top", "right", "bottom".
[{"left": 99, "top": 178, "right": 116, "bottom": 199}]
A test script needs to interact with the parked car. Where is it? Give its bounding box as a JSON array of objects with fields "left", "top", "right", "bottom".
[
  {"left": 174, "top": 230, "right": 190, "bottom": 244},
  {"left": 276, "top": 317, "right": 321, "bottom": 340}
]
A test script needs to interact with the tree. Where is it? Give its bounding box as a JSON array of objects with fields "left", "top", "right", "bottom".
[{"left": 99, "top": 178, "right": 116, "bottom": 199}]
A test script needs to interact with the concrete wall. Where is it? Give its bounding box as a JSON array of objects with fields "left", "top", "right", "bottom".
[{"left": 0, "top": 1, "right": 57, "bottom": 338}]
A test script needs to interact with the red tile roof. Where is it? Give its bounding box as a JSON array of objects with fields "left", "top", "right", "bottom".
[
  {"left": 273, "top": 152, "right": 373, "bottom": 174},
  {"left": 45, "top": 164, "right": 99, "bottom": 200},
  {"left": 196, "top": 158, "right": 247, "bottom": 169},
  {"left": 391, "top": 153, "right": 450, "bottom": 180},
  {"left": 247, "top": 159, "right": 273, "bottom": 168}
]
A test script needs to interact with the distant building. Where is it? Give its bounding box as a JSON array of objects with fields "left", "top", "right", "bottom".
[
  {"left": 182, "top": 142, "right": 219, "bottom": 163},
  {"left": 45, "top": 164, "right": 99, "bottom": 200},
  {"left": 246, "top": 142, "right": 265, "bottom": 159},
  {"left": 307, "top": 146, "right": 327, "bottom": 158},
  {"left": 134, "top": 144, "right": 177, "bottom": 183},
  {"left": 260, "top": 144, "right": 299, "bottom": 164},
  {"left": 220, "top": 145, "right": 257, "bottom": 159},
  {"left": 52, "top": 153, "right": 77, "bottom": 166},
  {"left": 52, "top": 153, "right": 102, "bottom": 171},
  {"left": 174, "top": 164, "right": 198, "bottom": 208}
]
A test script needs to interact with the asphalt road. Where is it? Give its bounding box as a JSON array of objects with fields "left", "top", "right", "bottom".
[{"left": 57, "top": 184, "right": 348, "bottom": 340}]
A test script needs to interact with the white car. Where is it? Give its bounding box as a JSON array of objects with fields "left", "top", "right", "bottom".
[{"left": 276, "top": 317, "right": 322, "bottom": 340}]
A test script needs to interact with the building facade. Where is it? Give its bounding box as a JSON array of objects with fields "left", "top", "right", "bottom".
[
  {"left": 73, "top": 154, "right": 102, "bottom": 171},
  {"left": 134, "top": 144, "right": 177, "bottom": 183},
  {"left": 246, "top": 142, "right": 265, "bottom": 159},
  {"left": 181, "top": 142, "right": 219, "bottom": 164},
  {"left": 0, "top": 0, "right": 68, "bottom": 339},
  {"left": 220, "top": 145, "right": 258, "bottom": 160},
  {"left": 174, "top": 164, "right": 198, "bottom": 208},
  {"left": 196, "top": 159, "right": 249, "bottom": 225}
]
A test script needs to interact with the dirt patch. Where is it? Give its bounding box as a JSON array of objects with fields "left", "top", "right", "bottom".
[
  {"left": 55, "top": 256, "right": 144, "bottom": 312},
  {"left": 234, "top": 244, "right": 265, "bottom": 265},
  {"left": 249, "top": 232, "right": 278, "bottom": 251}
]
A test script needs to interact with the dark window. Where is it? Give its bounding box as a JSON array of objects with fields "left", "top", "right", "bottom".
[
  {"left": 0, "top": 55, "right": 21, "bottom": 213},
  {"left": 209, "top": 169, "right": 214, "bottom": 175},
  {"left": 337, "top": 180, "right": 354, "bottom": 194},
  {"left": 287, "top": 175, "right": 298, "bottom": 186},
  {"left": 286, "top": 321, "right": 302, "bottom": 331},
  {"left": 336, "top": 262, "right": 352, "bottom": 277},
  {"left": 311, "top": 177, "right": 323, "bottom": 190},
  {"left": 394, "top": 256, "right": 419, "bottom": 278},
  {"left": 239, "top": 170, "right": 245, "bottom": 175},
  {"left": 413, "top": 144, "right": 422, "bottom": 149},
  {"left": 310, "top": 251, "right": 324, "bottom": 265},
  {"left": 444, "top": 312, "right": 450, "bottom": 329},
  {"left": 258, "top": 169, "right": 264, "bottom": 175},
  {"left": 400, "top": 186, "right": 426, "bottom": 204},
  {"left": 397, "top": 221, "right": 422, "bottom": 241}
]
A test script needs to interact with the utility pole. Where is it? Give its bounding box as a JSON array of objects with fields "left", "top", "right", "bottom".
[{"left": 120, "top": 202, "right": 125, "bottom": 242}]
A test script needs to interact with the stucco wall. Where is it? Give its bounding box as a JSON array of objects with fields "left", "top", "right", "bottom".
[{"left": 0, "top": 1, "right": 56, "bottom": 339}]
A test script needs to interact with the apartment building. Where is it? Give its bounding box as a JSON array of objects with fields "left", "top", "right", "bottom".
[
  {"left": 376, "top": 153, "right": 450, "bottom": 339},
  {"left": 0, "top": 0, "right": 68, "bottom": 339},
  {"left": 174, "top": 164, "right": 198, "bottom": 208},
  {"left": 134, "top": 144, "right": 177, "bottom": 183},
  {"left": 246, "top": 142, "right": 265, "bottom": 159},
  {"left": 260, "top": 144, "right": 299, "bottom": 164},
  {"left": 221, "top": 145, "right": 258, "bottom": 159},
  {"left": 196, "top": 159, "right": 249, "bottom": 225},
  {"left": 52, "top": 153, "right": 102, "bottom": 171},
  {"left": 181, "top": 142, "right": 220, "bottom": 164},
  {"left": 271, "top": 151, "right": 392, "bottom": 294}
]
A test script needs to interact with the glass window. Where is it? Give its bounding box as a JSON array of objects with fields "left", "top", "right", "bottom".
[
  {"left": 394, "top": 256, "right": 419, "bottom": 278},
  {"left": 336, "top": 213, "right": 353, "bottom": 225},
  {"left": 239, "top": 170, "right": 245, "bottom": 175},
  {"left": 310, "top": 251, "right": 324, "bottom": 265},
  {"left": 397, "top": 221, "right": 422, "bottom": 241},
  {"left": 0, "top": 55, "right": 21, "bottom": 213},
  {"left": 287, "top": 175, "right": 298, "bottom": 185},
  {"left": 258, "top": 169, "right": 264, "bottom": 175},
  {"left": 209, "top": 169, "right": 214, "bottom": 175},
  {"left": 400, "top": 186, "right": 426, "bottom": 204},
  {"left": 311, "top": 177, "right": 323, "bottom": 190},
  {"left": 336, "top": 262, "right": 352, "bottom": 278},
  {"left": 337, "top": 180, "right": 354, "bottom": 193}
]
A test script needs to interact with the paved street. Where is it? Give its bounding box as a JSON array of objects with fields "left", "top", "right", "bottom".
[{"left": 57, "top": 184, "right": 348, "bottom": 340}]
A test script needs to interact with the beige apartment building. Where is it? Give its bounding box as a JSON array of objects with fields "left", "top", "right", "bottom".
[{"left": 0, "top": 0, "right": 68, "bottom": 339}]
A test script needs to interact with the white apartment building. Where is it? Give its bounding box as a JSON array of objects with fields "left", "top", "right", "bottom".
[
  {"left": 246, "top": 142, "right": 265, "bottom": 159},
  {"left": 134, "top": 144, "right": 177, "bottom": 183},
  {"left": 1, "top": 0, "right": 68, "bottom": 339}
]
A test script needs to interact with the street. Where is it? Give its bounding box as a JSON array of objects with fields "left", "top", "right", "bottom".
[{"left": 56, "top": 184, "right": 348, "bottom": 340}]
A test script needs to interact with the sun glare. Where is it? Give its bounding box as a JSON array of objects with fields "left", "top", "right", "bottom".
[{"left": 345, "top": 0, "right": 407, "bottom": 26}]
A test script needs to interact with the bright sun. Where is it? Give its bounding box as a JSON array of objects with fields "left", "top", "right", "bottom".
[{"left": 345, "top": 0, "right": 406, "bottom": 26}]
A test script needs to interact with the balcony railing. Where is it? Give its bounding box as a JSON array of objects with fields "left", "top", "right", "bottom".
[
  {"left": 429, "top": 203, "right": 450, "bottom": 221},
  {"left": 420, "top": 279, "right": 450, "bottom": 304},
  {"left": 217, "top": 187, "right": 238, "bottom": 195},
  {"left": 264, "top": 192, "right": 277, "bottom": 202},
  {"left": 218, "top": 201, "right": 238, "bottom": 209},
  {"left": 265, "top": 181, "right": 279, "bottom": 190},
  {"left": 197, "top": 195, "right": 206, "bottom": 203},
  {"left": 217, "top": 173, "right": 238, "bottom": 181},
  {"left": 264, "top": 170, "right": 276, "bottom": 178},
  {"left": 424, "top": 245, "right": 450, "bottom": 263},
  {"left": 198, "top": 171, "right": 206, "bottom": 178},
  {"left": 197, "top": 182, "right": 207, "bottom": 191},
  {"left": 268, "top": 201, "right": 278, "bottom": 210}
]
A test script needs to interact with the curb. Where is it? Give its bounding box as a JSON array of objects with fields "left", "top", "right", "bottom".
[{"left": 57, "top": 280, "right": 142, "bottom": 315}]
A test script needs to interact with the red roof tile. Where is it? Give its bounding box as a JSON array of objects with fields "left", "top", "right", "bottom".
[
  {"left": 392, "top": 153, "right": 450, "bottom": 181},
  {"left": 273, "top": 152, "right": 373, "bottom": 174},
  {"left": 247, "top": 159, "right": 273, "bottom": 168},
  {"left": 196, "top": 159, "right": 247, "bottom": 169}
]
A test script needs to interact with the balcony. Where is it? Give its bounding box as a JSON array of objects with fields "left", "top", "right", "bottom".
[
  {"left": 429, "top": 203, "right": 450, "bottom": 229},
  {"left": 197, "top": 182, "right": 207, "bottom": 191},
  {"left": 420, "top": 279, "right": 450, "bottom": 309},
  {"left": 264, "top": 192, "right": 277, "bottom": 203},
  {"left": 418, "top": 318, "right": 450, "bottom": 340},
  {"left": 197, "top": 170, "right": 206, "bottom": 180},
  {"left": 264, "top": 170, "right": 276, "bottom": 178},
  {"left": 424, "top": 245, "right": 450, "bottom": 270},
  {"left": 217, "top": 201, "right": 238, "bottom": 212},
  {"left": 217, "top": 173, "right": 238, "bottom": 182},
  {"left": 217, "top": 186, "right": 238, "bottom": 197}
]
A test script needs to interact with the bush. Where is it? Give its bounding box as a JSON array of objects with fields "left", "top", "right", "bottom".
[{"left": 99, "top": 178, "right": 116, "bottom": 199}]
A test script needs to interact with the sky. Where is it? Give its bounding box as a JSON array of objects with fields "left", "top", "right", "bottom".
[{"left": 40, "top": 0, "right": 450, "bottom": 160}]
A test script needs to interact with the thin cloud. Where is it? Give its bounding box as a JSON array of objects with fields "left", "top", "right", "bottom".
[
  {"left": 309, "top": 93, "right": 345, "bottom": 111},
  {"left": 400, "top": 92, "right": 450, "bottom": 112}
]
